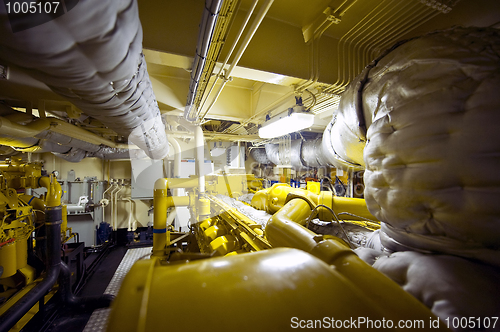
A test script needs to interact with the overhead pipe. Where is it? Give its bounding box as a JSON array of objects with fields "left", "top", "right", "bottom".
[
  {"left": 249, "top": 147, "right": 271, "bottom": 164},
  {"left": 199, "top": 0, "right": 261, "bottom": 121},
  {"left": 121, "top": 198, "right": 138, "bottom": 232},
  {"left": 184, "top": 0, "right": 224, "bottom": 121},
  {"left": 263, "top": 132, "right": 363, "bottom": 171},
  {"left": 0, "top": 111, "right": 136, "bottom": 162},
  {"left": 167, "top": 136, "right": 182, "bottom": 197},
  {"left": 111, "top": 181, "right": 125, "bottom": 231},
  {"left": 0, "top": 1, "right": 168, "bottom": 159},
  {"left": 179, "top": 119, "right": 206, "bottom": 195},
  {"left": 168, "top": 137, "right": 181, "bottom": 179},
  {"left": 0, "top": 100, "right": 127, "bottom": 152}
]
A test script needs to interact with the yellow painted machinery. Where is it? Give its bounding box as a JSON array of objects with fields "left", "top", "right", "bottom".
[
  {"left": 0, "top": 160, "right": 61, "bottom": 330},
  {"left": 107, "top": 177, "right": 450, "bottom": 331},
  {"left": 0, "top": 159, "right": 92, "bottom": 331}
]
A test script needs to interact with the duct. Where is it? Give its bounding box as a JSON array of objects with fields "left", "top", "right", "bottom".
[
  {"left": 0, "top": 0, "right": 168, "bottom": 160},
  {"left": 264, "top": 134, "right": 363, "bottom": 170},
  {"left": 36, "top": 131, "right": 101, "bottom": 153},
  {"left": 168, "top": 137, "right": 181, "bottom": 178},
  {"left": 301, "top": 137, "right": 329, "bottom": 168},
  {"left": 38, "top": 140, "right": 72, "bottom": 154},
  {"left": 88, "top": 148, "right": 148, "bottom": 160},
  {"left": 337, "top": 27, "right": 500, "bottom": 266},
  {"left": 322, "top": 119, "right": 364, "bottom": 170},
  {"left": 0, "top": 135, "right": 39, "bottom": 149},
  {"left": 0, "top": 105, "right": 147, "bottom": 160},
  {"left": 184, "top": 0, "right": 224, "bottom": 121},
  {"left": 52, "top": 148, "right": 87, "bottom": 163},
  {"left": 289, "top": 139, "right": 304, "bottom": 169},
  {"left": 264, "top": 144, "right": 279, "bottom": 165},
  {"left": 249, "top": 148, "right": 271, "bottom": 164}
]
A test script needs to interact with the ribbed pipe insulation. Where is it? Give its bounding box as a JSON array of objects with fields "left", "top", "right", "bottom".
[
  {"left": 264, "top": 144, "right": 280, "bottom": 165},
  {"left": 338, "top": 27, "right": 500, "bottom": 266},
  {"left": 0, "top": 106, "right": 145, "bottom": 161},
  {"left": 249, "top": 148, "right": 271, "bottom": 165},
  {"left": 0, "top": 0, "right": 168, "bottom": 159},
  {"left": 263, "top": 135, "right": 356, "bottom": 170}
]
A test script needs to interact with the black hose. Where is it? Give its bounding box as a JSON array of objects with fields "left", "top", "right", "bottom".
[
  {"left": 58, "top": 261, "right": 114, "bottom": 311},
  {"left": 0, "top": 206, "right": 62, "bottom": 332}
]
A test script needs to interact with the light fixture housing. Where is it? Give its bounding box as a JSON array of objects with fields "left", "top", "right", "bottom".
[{"left": 258, "top": 111, "right": 315, "bottom": 138}]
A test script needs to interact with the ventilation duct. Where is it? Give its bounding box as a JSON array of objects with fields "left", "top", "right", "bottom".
[
  {"left": 301, "top": 137, "right": 330, "bottom": 168},
  {"left": 336, "top": 26, "right": 500, "bottom": 267},
  {"left": 0, "top": 0, "right": 168, "bottom": 159},
  {"left": 249, "top": 148, "right": 271, "bottom": 165},
  {"left": 263, "top": 133, "right": 363, "bottom": 171},
  {"left": 264, "top": 144, "right": 280, "bottom": 166},
  {"left": 0, "top": 106, "right": 146, "bottom": 162}
]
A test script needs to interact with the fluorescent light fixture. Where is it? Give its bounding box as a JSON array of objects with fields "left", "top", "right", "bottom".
[{"left": 258, "top": 112, "right": 315, "bottom": 138}]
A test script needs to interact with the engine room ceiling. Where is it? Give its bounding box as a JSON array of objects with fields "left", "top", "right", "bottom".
[
  {"left": 0, "top": 0, "right": 499, "bottom": 148},
  {"left": 139, "top": 0, "right": 500, "bottom": 128}
]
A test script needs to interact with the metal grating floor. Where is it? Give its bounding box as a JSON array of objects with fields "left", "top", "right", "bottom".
[{"left": 82, "top": 247, "right": 152, "bottom": 332}]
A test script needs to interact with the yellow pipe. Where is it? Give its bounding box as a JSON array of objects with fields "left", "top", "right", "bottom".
[
  {"left": 48, "top": 118, "right": 129, "bottom": 148},
  {"left": 152, "top": 178, "right": 196, "bottom": 257},
  {"left": 251, "top": 183, "right": 378, "bottom": 222},
  {"left": 0, "top": 116, "right": 129, "bottom": 149},
  {"left": 38, "top": 175, "right": 62, "bottom": 207},
  {"left": 18, "top": 194, "right": 46, "bottom": 211},
  {"left": 265, "top": 199, "right": 448, "bottom": 328},
  {"left": 0, "top": 137, "right": 39, "bottom": 149},
  {"left": 0, "top": 116, "right": 50, "bottom": 137}
]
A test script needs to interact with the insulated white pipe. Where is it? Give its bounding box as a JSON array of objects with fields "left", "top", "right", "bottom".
[
  {"left": 179, "top": 119, "right": 206, "bottom": 195},
  {"left": 195, "top": 126, "right": 205, "bottom": 194},
  {"left": 184, "top": 0, "right": 224, "bottom": 121},
  {"left": 114, "top": 184, "right": 124, "bottom": 230},
  {"left": 168, "top": 136, "right": 182, "bottom": 179},
  {"left": 102, "top": 181, "right": 114, "bottom": 225},
  {"left": 167, "top": 136, "right": 182, "bottom": 196},
  {"left": 121, "top": 197, "right": 138, "bottom": 232}
]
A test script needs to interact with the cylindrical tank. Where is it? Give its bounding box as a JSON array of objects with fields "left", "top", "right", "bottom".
[
  {"left": 107, "top": 248, "right": 447, "bottom": 332},
  {"left": 15, "top": 239, "right": 28, "bottom": 271},
  {"left": 0, "top": 241, "right": 17, "bottom": 278}
]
